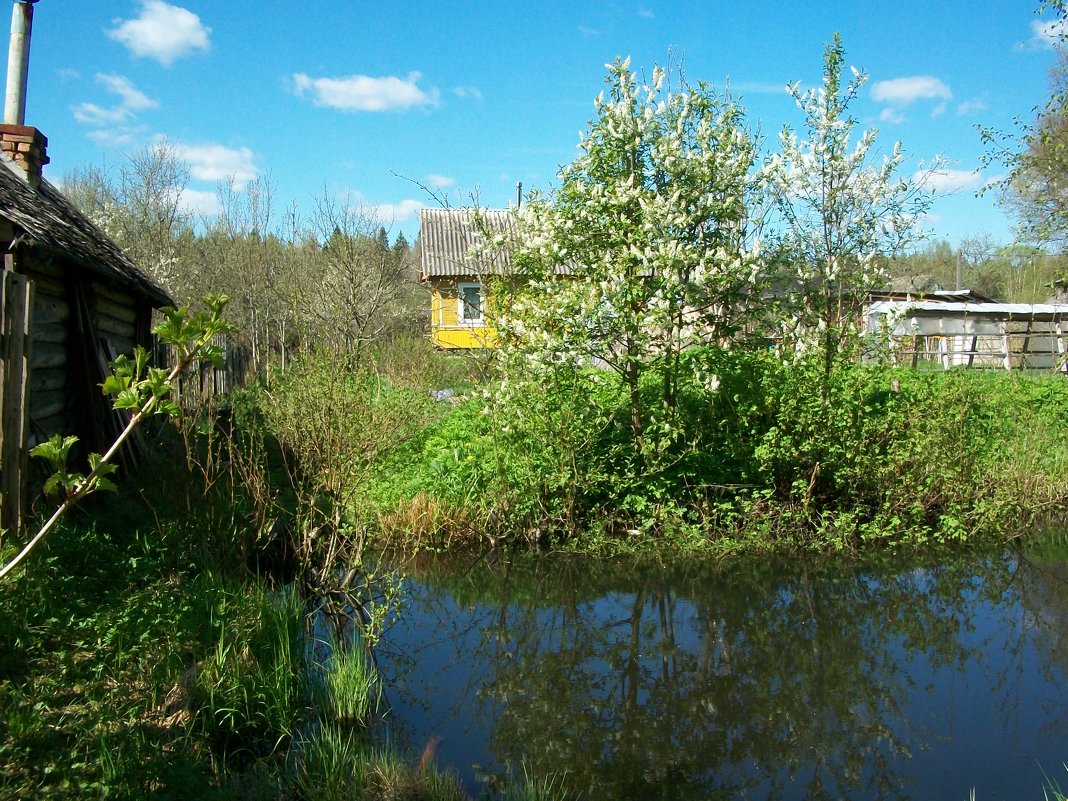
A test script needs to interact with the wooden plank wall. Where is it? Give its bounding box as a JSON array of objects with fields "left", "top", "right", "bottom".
[
  {"left": 26, "top": 259, "right": 69, "bottom": 444},
  {"left": 0, "top": 269, "right": 32, "bottom": 534},
  {"left": 95, "top": 282, "right": 138, "bottom": 357}
]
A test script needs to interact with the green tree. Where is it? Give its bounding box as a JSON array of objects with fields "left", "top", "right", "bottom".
[
  {"left": 63, "top": 140, "right": 194, "bottom": 294},
  {"left": 982, "top": 3, "right": 1068, "bottom": 250}
]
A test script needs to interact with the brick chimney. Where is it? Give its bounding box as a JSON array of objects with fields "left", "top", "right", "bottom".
[
  {"left": 0, "top": 1, "right": 44, "bottom": 186},
  {"left": 0, "top": 122, "right": 45, "bottom": 184}
]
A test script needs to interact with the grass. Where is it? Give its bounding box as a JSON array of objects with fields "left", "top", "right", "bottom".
[
  {"left": 353, "top": 356, "right": 1068, "bottom": 558},
  {"left": 188, "top": 581, "right": 305, "bottom": 761},
  {"left": 318, "top": 636, "right": 380, "bottom": 726},
  {"left": 1043, "top": 764, "right": 1068, "bottom": 801},
  {"left": 293, "top": 724, "right": 370, "bottom": 801}
]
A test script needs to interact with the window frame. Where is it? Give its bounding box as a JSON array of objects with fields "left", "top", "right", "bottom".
[{"left": 457, "top": 282, "right": 485, "bottom": 325}]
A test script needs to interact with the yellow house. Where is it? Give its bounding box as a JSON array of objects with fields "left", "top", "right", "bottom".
[{"left": 419, "top": 207, "right": 516, "bottom": 349}]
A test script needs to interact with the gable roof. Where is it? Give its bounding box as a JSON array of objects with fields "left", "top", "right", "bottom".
[
  {"left": 0, "top": 160, "right": 172, "bottom": 307},
  {"left": 419, "top": 207, "right": 517, "bottom": 279}
]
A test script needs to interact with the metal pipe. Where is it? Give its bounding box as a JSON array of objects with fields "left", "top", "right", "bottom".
[{"left": 4, "top": 1, "right": 36, "bottom": 126}]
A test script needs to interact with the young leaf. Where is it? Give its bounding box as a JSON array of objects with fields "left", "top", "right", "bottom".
[{"left": 30, "top": 434, "right": 79, "bottom": 473}]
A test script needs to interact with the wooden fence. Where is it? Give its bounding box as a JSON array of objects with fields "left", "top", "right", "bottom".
[
  {"left": 168, "top": 332, "right": 251, "bottom": 407},
  {"left": 0, "top": 268, "right": 32, "bottom": 534}
]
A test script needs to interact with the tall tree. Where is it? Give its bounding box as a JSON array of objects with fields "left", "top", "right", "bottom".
[
  {"left": 301, "top": 191, "right": 409, "bottom": 366},
  {"left": 64, "top": 141, "right": 193, "bottom": 293},
  {"left": 489, "top": 56, "right": 764, "bottom": 510},
  {"left": 983, "top": 18, "right": 1068, "bottom": 250},
  {"left": 763, "top": 34, "right": 931, "bottom": 388},
  {"left": 497, "top": 57, "right": 761, "bottom": 466}
]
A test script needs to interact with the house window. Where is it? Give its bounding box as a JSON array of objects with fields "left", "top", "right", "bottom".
[{"left": 458, "top": 282, "right": 484, "bottom": 324}]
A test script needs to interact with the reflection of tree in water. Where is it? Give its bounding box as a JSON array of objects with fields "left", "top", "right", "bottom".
[
  {"left": 1012, "top": 543, "right": 1068, "bottom": 742},
  {"left": 409, "top": 554, "right": 1019, "bottom": 801}
]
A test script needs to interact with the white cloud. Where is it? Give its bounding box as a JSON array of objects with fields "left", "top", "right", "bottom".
[
  {"left": 176, "top": 142, "right": 257, "bottom": 182},
  {"left": 871, "top": 75, "right": 952, "bottom": 105},
  {"left": 913, "top": 167, "right": 984, "bottom": 193},
  {"left": 72, "top": 102, "right": 132, "bottom": 126},
  {"left": 87, "top": 126, "right": 144, "bottom": 149},
  {"left": 957, "top": 98, "right": 989, "bottom": 116},
  {"left": 638, "top": 8, "right": 655, "bottom": 19},
  {"left": 177, "top": 187, "right": 222, "bottom": 217},
  {"left": 578, "top": 25, "right": 599, "bottom": 37},
  {"left": 871, "top": 76, "right": 952, "bottom": 123},
  {"left": 453, "top": 85, "right": 483, "bottom": 101},
  {"left": 97, "top": 73, "right": 158, "bottom": 111},
  {"left": 426, "top": 174, "right": 455, "bottom": 189},
  {"left": 1032, "top": 17, "right": 1068, "bottom": 48},
  {"left": 292, "top": 72, "right": 440, "bottom": 112},
  {"left": 72, "top": 74, "right": 157, "bottom": 134},
  {"left": 371, "top": 198, "right": 422, "bottom": 224},
  {"left": 108, "top": 1, "right": 211, "bottom": 67},
  {"left": 879, "top": 107, "right": 907, "bottom": 125}
]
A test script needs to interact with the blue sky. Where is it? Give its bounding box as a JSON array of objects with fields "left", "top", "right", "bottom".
[{"left": 18, "top": 0, "right": 1068, "bottom": 248}]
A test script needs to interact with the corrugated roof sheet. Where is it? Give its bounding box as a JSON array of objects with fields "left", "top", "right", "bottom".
[
  {"left": 869, "top": 299, "right": 1068, "bottom": 323},
  {"left": 0, "top": 159, "right": 172, "bottom": 307},
  {"left": 419, "top": 207, "right": 517, "bottom": 279}
]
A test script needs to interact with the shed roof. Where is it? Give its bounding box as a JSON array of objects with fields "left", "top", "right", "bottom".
[
  {"left": 0, "top": 159, "right": 172, "bottom": 307},
  {"left": 419, "top": 207, "right": 516, "bottom": 279},
  {"left": 869, "top": 288, "right": 999, "bottom": 304},
  {"left": 869, "top": 300, "right": 1068, "bottom": 323}
]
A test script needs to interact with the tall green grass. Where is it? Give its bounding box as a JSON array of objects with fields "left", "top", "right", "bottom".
[
  {"left": 313, "top": 632, "right": 380, "bottom": 726},
  {"left": 190, "top": 581, "right": 306, "bottom": 760},
  {"left": 347, "top": 349, "right": 1068, "bottom": 554}
]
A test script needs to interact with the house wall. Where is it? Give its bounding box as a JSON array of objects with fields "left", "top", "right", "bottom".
[
  {"left": 429, "top": 280, "right": 497, "bottom": 349},
  {"left": 26, "top": 257, "right": 72, "bottom": 444},
  {"left": 20, "top": 255, "right": 151, "bottom": 449}
]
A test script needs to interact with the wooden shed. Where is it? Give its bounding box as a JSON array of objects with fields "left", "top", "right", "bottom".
[
  {"left": 0, "top": 122, "right": 172, "bottom": 531},
  {"left": 866, "top": 299, "right": 1068, "bottom": 371},
  {"left": 419, "top": 207, "right": 516, "bottom": 349}
]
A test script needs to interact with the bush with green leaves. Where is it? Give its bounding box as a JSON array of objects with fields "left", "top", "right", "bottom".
[
  {"left": 260, "top": 352, "right": 436, "bottom": 513},
  {"left": 744, "top": 356, "right": 1068, "bottom": 547}
]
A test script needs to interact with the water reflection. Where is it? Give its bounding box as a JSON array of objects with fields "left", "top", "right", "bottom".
[{"left": 377, "top": 550, "right": 1068, "bottom": 800}]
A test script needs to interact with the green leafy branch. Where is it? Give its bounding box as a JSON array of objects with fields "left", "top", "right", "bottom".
[{"left": 0, "top": 295, "right": 234, "bottom": 580}]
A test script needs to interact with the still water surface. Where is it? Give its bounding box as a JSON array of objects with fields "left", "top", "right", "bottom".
[{"left": 376, "top": 549, "right": 1068, "bottom": 800}]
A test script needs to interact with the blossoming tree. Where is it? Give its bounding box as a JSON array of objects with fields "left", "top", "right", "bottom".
[
  {"left": 496, "top": 57, "right": 763, "bottom": 477},
  {"left": 763, "top": 34, "right": 932, "bottom": 390}
]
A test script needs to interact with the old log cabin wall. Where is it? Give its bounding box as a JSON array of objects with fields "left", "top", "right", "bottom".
[
  {"left": 25, "top": 253, "right": 152, "bottom": 446},
  {"left": 0, "top": 123, "right": 171, "bottom": 532}
]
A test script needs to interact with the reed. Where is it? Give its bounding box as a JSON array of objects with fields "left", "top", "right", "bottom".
[
  {"left": 293, "top": 723, "right": 369, "bottom": 801},
  {"left": 321, "top": 637, "right": 380, "bottom": 726},
  {"left": 500, "top": 766, "right": 576, "bottom": 801},
  {"left": 191, "top": 582, "right": 306, "bottom": 759}
]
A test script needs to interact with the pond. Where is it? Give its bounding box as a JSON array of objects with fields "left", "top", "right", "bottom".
[{"left": 375, "top": 546, "right": 1068, "bottom": 800}]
